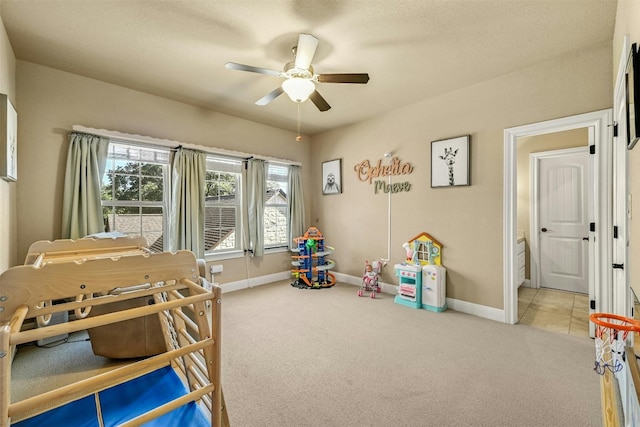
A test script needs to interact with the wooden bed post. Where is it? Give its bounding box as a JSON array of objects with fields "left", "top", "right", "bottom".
[
  {"left": 0, "top": 324, "right": 11, "bottom": 427},
  {"left": 204, "top": 285, "right": 223, "bottom": 426},
  {"left": 1, "top": 303, "right": 28, "bottom": 427}
]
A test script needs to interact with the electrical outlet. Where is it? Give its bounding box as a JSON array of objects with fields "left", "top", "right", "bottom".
[{"left": 210, "top": 264, "right": 223, "bottom": 274}]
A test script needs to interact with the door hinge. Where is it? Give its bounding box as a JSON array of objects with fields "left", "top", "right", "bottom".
[
  {"left": 614, "top": 225, "right": 619, "bottom": 239},
  {"left": 590, "top": 144, "right": 596, "bottom": 154},
  {"left": 590, "top": 300, "right": 596, "bottom": 310},
  {"left": 613, "top": 263, "right": 625, "bottom": 270}
]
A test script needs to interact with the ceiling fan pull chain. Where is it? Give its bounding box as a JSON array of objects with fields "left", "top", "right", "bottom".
[{"left": 296, "top": 102, "right": 303, "bottom": 142}]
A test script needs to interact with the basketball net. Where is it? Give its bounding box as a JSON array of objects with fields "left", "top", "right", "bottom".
[{"left": 590, "top": 313, "right": 640, "bottom": 375}]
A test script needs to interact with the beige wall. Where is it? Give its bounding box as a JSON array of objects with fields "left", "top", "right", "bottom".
[
  {"left": 615, "top": 1, "right": 640, "bottom": 301},
  {"left": 6, "top": 17, "right": 616, "bottom": 311},
  {"left": 15, "top": 61, "right": 312, "bottom": 283},
  {"left": 311, "top": 43, "right": 612, "bottom": 310},
  {"left": 516, "top": 128, "right": 588, "bottom": 280},
  {"left": 0, "top": 11, "right": 16, "bottom": 272}
]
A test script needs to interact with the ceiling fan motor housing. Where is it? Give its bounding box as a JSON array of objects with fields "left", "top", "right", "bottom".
[{"left": 284, "top": 61, "right": 314, "bottom": 80}]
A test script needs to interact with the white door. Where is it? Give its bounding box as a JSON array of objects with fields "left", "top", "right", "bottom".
[{"left": 539, "top": 149, "right": 589, "bottom": 293}]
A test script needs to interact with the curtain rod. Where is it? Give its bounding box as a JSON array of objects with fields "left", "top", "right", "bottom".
[{"left": 72, "top": 125, "right": 302, "bottom": 166}]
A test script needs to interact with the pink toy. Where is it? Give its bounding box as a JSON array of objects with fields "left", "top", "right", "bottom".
[
  {"left": 402, "top": 242, "right": 414, "bottom": 262},
  {"left": 359, "top": 260, "right": 382, "bottom": 298}
]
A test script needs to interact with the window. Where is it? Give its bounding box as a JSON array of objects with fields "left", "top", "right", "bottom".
[
  {"left": 415, "top": 241, "right": 429, "bottom": 263},
  {"left": 205, "top": 156, "right": 242, "bottom": 255},
  {"left": 101, "top": 142, "right": 170, "bottom": 252},
  {"left": 100, "top": 140, "right": 294, "bottom": 257},
  {"left": 265, "top": 163, "right": 290, "bottom": 249}
]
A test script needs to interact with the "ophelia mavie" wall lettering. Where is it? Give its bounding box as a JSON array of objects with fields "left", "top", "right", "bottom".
[{"left": 353, "top": 156, "right": 414, "bottom": 193}]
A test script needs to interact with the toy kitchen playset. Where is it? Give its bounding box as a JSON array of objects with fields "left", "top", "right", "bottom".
[{"left": 394, "top": 232, "right": 447, "bottom": 312}]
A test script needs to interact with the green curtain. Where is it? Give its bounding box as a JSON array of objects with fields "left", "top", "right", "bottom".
[
  {"left": 61, "top": 132, "right": 109, "bottom": 239},
  {"left": 288, "top": 165, "right": 305, "bottom": 250},
  {"left": 169, "top": 148, "right": 206, "bottom": 257},
  {"left": 245, "top": 158, "right": 265, "bottom": 257}
]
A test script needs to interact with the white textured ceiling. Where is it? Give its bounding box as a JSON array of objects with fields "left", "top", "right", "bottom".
[{"left": 0, "top": 0, "right": 617, "bottom": 135}]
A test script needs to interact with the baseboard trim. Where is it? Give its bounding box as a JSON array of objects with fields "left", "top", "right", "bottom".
[
  {"left": 445, "top": 297, "right": 505, "bottom": 323},
  {"left": 334, "top": 272, "right": 504, "bottom": 322},
  {"left": 220, "top": 271, "right": 291, "bottom": 293},
  {"left": 221, "top": 271, "right": 506, "bottom": 323}
]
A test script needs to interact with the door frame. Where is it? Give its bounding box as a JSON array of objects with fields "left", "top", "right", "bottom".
[
  {"left": 529, "top": 146, "right": 591, "bottom": 293},
  {"left": 612, "top": 35, "right": 631, "bottom": 318},
  {"left": 503, "top": 109, "right": 612, "bottom": 325}
]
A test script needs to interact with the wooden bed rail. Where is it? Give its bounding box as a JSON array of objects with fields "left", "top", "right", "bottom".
[
  {"left": 9, "top": 339, "right": 214, "bottom": 418},
  {"left": 0, "top": 250, "right": 201, "bottom": 324},
  {"left": 120, "top": 384, "right": 215, "bottom": 427},
  {"left": 8, "top": 284, "right": 212, "bottom": 347},
  {"left": 23, "top": 236, "right": 150, "bottom": 266}
]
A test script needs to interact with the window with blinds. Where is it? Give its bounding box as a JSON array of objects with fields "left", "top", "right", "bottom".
[
  {"left": 205, "top": 156, "right": 242, "bottom": 254},
  {"left": 265, "top": 163, "right": 290, "bottom": 249},
  {"left": 100, "top": 142, "right": 293, "bottom": 256}
]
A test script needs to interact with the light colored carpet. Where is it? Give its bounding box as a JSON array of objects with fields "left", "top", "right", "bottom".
[
  {"left": 10, "top": 281, "right": 601, "bottom": 426},
  {"left": 220, "top": 282, "right": 600, "bottom": 427}
]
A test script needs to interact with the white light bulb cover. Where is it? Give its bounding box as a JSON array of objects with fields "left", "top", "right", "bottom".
[{"left": 282, "top": 78, "right": 315, "bottom": 103}]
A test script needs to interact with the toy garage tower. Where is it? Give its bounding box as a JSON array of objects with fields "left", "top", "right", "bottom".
[{"left": 291, "top": 227, "right": 336, "bottom": 289}]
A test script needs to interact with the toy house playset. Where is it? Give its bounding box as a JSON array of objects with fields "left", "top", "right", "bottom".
[{"left": 394, "top": 232, "right": 447, "bottom": 312}]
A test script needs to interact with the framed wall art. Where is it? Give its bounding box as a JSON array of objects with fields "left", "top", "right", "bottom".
[
  {"left": 626, "top": 43, "right": 640, "bottom": 149},
  {"left": 0, "top": 94, "right": 17, "bottom": 181},
  {"left": 322, "top": 158, "right": 342, "bottom": 195},
  {"left": 431, "top": 135, "right": 470, "bottom": 188}
]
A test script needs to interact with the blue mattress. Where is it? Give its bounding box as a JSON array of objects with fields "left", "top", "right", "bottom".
[{"left": 14, "top": 366, "right": 210, "bottom": 427}]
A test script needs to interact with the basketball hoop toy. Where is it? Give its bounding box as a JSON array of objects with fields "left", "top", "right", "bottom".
[{"left": 590, "top": 313, "right": 640, "bottom": 375}]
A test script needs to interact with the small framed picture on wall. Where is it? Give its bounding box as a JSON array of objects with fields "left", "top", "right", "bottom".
[
  {"left": 0, "top": 94, "right": 17, "bottom": 182},
  {"left": 431, "top": 135, "right": 470, "bottom": 188},
  {"left": 322, "top": 158, "right": 342, "bottom": 195}
]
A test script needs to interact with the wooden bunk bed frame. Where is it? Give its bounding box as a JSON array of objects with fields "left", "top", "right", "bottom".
[
  {"left": 0, "top": 246, "right": 226, "bottom": 426},
  {"left": 23, "top": 235, "right": 152, "bottom": 267}
]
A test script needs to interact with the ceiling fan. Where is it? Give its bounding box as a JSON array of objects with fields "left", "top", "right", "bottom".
[{"left": 225, "top": 33, "right": 370, "bottom": 112}]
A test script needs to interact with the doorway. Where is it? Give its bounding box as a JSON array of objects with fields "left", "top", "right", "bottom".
[
  {"left": 503, "top": 109, "right": 612, "bottom": 328},
  {"left": 532, "top": 147, "right": 590, "bottom": 294}
]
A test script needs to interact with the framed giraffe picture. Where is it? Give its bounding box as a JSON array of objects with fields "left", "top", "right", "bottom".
[{"left": 431, "top": 135, "right": 470, "bottom": 188}]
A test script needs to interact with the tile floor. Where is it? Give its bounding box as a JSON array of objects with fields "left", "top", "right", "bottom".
[
  {"left": 519, "top": 287, "right": 640, "bottom": 352},
  {"left": 518, "top": 286, "right": 589, "bottom": 337}
]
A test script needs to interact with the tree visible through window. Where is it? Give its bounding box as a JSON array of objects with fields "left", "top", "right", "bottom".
[
  {"left": 101, "top": 143, "right": 169, "bottom": 252},
  {"left": 100, "top": 144, "right": 294, "bottom": 256}
]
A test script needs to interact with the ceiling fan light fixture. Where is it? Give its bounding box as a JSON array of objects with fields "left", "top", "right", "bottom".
[{"left": 282, "top": 78, "right": 315, "bottom": 103}]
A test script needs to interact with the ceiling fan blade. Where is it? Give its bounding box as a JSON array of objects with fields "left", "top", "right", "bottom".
[
  {"left": 225, "top": 62, "right": 282, "bottom": 77},
  {"left": 294, "top": 33, "right": 319, "bottom": 71},
  {"left": 309, "top": 90, "right": 331, "bottom": 112},
  {"left": 317, "top": 73, "right": 370, "bottom": 84},
  {"left": 255, "top": 87, "right": 284, "bottom": 106}
]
